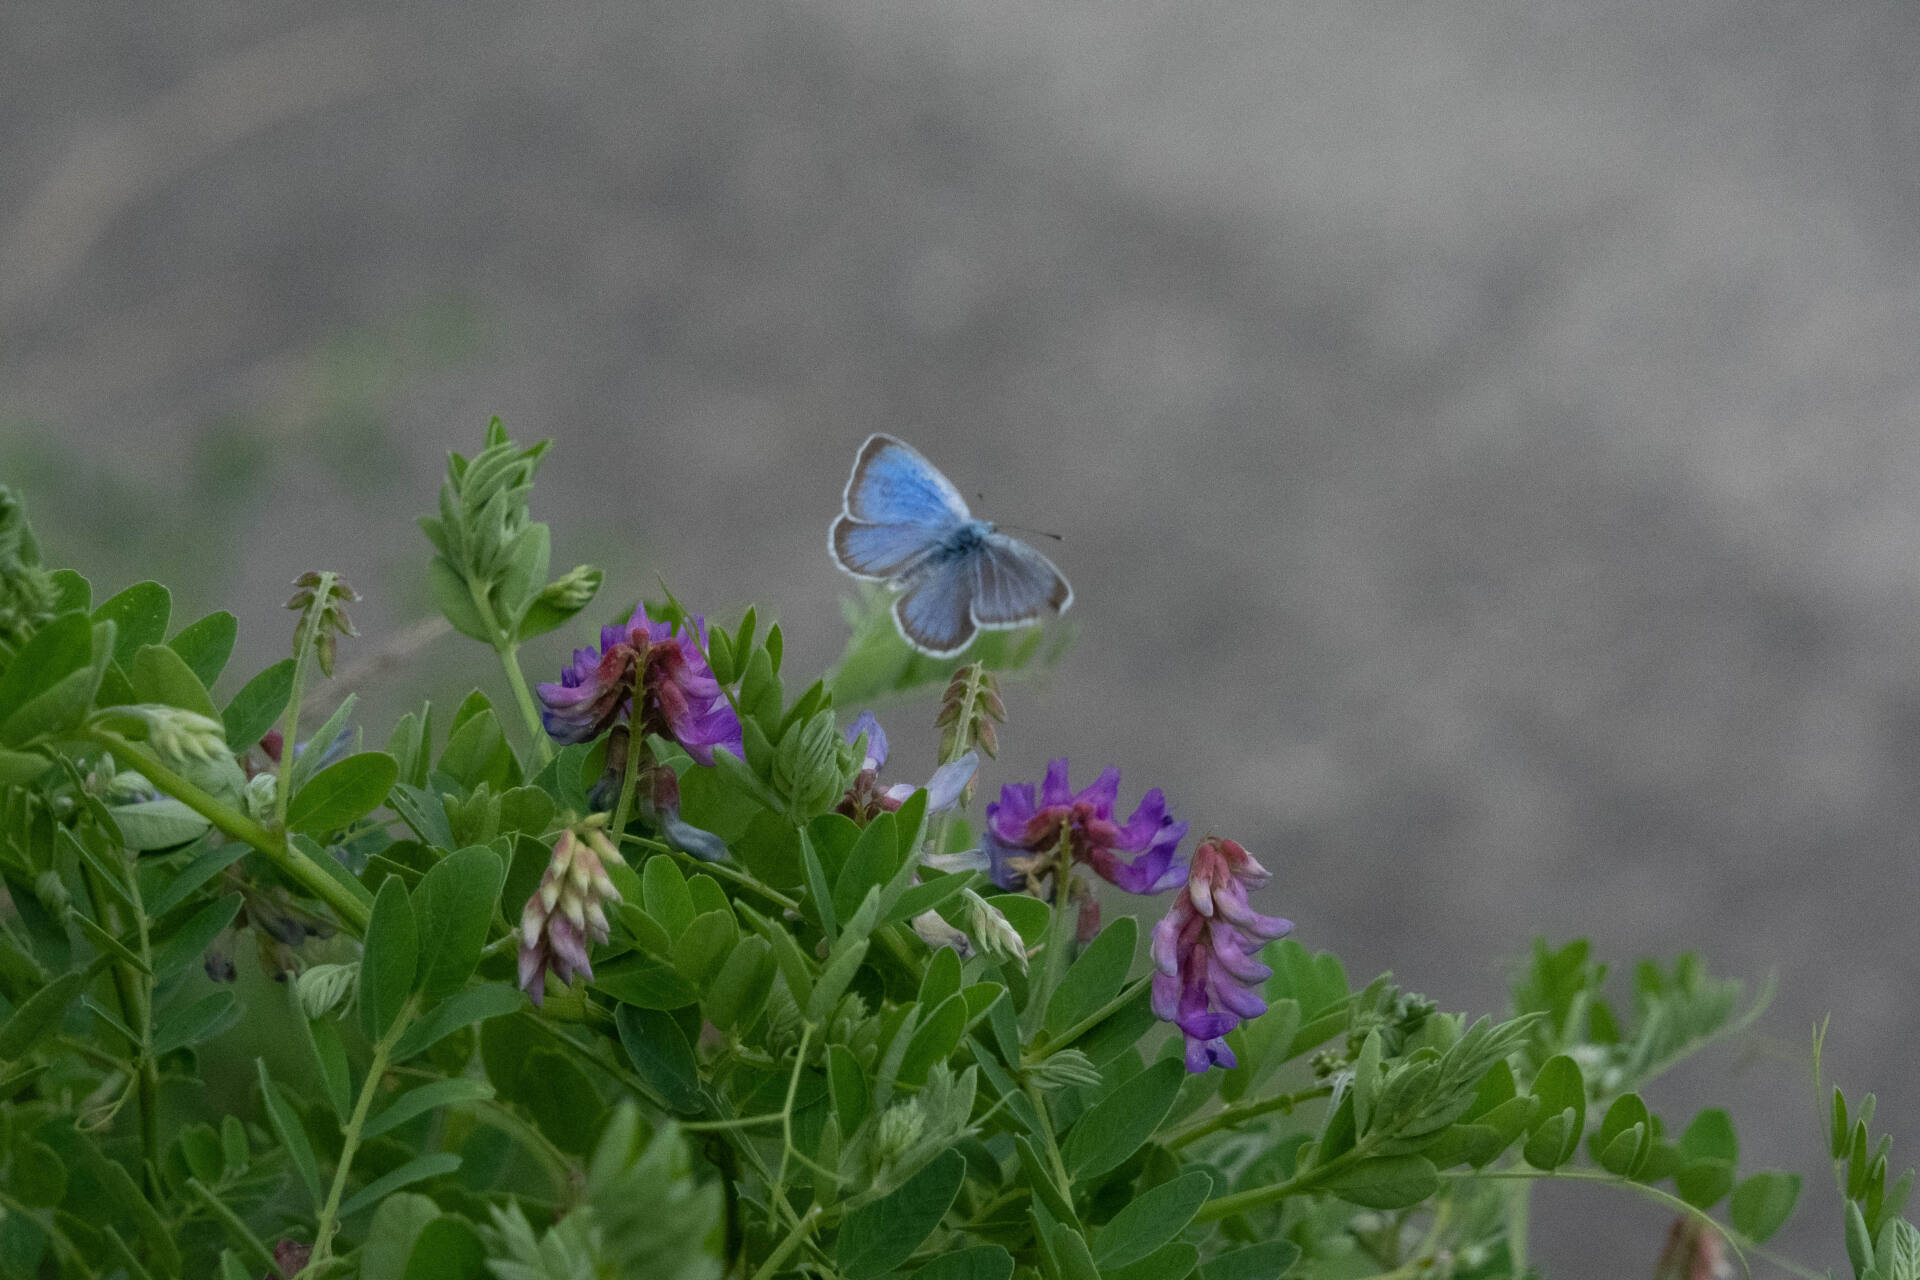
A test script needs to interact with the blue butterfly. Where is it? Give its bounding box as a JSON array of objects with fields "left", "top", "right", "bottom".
[{"left": 830, "top": 434, "right": 1073, "bottom": 658}]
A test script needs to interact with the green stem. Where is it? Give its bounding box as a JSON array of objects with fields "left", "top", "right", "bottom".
[
  {"left": 305, "top": 997, "right": 417, "bottom": 1270},
  {"left": 610, "top": 728, "right": 644, "bottom": 834},
  {"left": 185, "top": 1177, "right": 282, "bottom": 1277},
  {"left": 468, "top": 576, "right": 553, "bottom": 770},
  {"left": 1031, "top": 975, "right": 1152, "bottom": 1061},
  {"left": 1021, "top": 1079, "right": 1079, "bottom": 1217},
  {"left": 1020, "top": 835, "right": 1079, "bottom": 1041},
  {"left": 273, "top": 572, "right": 331, "bottom": 828},
  {"left": 87, "top": 729, "right": 372, "bottom": 934},
  {"left": 1193, "top": 1139, "right": 1380, "bottom": 1223},
  {"left": 750, "top": 1206, "right": 821, "bottom": 1280},
  {"left": 74, "top": 858, "right": 159, "bottom": 1192},
  {"left": 925, "top": 663, "right": 988, "bottom": 858},
  {"left": 1165, "top": 1084, "right": 1335, "bottom": 1149}
]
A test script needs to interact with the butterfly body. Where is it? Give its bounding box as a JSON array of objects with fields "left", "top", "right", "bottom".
[{"left": 830, "top": 434, "right": 1072, "bottom": 657}]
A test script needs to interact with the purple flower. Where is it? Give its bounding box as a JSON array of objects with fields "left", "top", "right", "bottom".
[
  {"left": 536, "top": 606, "right": 742, "bottom": 766},
  {"left": 1151, "top": 836, "right": 1293, "bottom": 1072},
  {"left": 518, "top": 828, "right": 625, "bottom": 1006},
  {"left": 983, "top": 759, "right": 1187, "bottom": 898},
  {"left": 837, "top": 710, "right": 977, "bottom": 824}
]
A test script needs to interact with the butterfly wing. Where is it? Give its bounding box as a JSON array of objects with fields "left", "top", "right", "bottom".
[
  {"left": 971, "top": 533, "right": 1073, "bottom": 627},
  {"left": 892, "top": 558, "right": 979, "bottom": 658},
  {"left": 829, "top": 515, "right": 944, "bottom": 582},
  {"left": 841, "top": 435, "right": 972, "bottom": 528}
]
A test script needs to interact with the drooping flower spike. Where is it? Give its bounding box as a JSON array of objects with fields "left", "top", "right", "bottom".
[
  {"left": 518, "top": 827, "right": 628, "bottom": 1006},
  {"left": 1151, "top": 836, "right": 1293, "bottom": 1072},
  {"left": 536, "top": 605, "right": 742, "bottom": 765},
  {"left": 983, "top": 758, "right": 1187, "bottom": 899}
]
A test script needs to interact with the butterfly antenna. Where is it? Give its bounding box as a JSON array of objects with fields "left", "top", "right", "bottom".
[{"left": 998, "top": 523, "right": 1065, "bottom": 542}]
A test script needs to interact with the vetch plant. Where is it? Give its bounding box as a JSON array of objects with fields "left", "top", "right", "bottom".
[{"left": 0, "top": 420, "right": 1903, "bottom": 1279}]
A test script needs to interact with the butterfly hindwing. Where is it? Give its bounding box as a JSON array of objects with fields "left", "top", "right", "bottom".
[
  {"left": 893, "top": 561, "right": 978, "bottom": 658},
  {"left": 841, "top": 435, "right": 972, "bottom": 529},
  {"left": 970, "top": 533, "right": 1073, "bottom": 627}
]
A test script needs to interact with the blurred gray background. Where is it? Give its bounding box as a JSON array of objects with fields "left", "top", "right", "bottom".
[{"left": 5, "top": 2, "right": 1918, "bottom": 1271}]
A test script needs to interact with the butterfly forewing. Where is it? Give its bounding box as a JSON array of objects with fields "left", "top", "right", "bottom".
[
  {"left": 831, "top": 515, "right": 944, "bottom": 581},
  {"left": 970, "top": 534, "right": 1073, "bottom": 627},
  {"left": 841, "top": 435, "right": 972, "bottom": 528}
]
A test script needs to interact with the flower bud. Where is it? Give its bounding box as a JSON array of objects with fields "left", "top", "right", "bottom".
[
  {"left": 32, "top": 869, "right": 70, "bottom": 918},
  {"left": 1027, "top": 1049, "right": 1102, "bottom": 1091},
  {"left": 773, "top": 708, "right": 845, "bottom": 817},
  {"left": 963, "top": 890, "right": 1028, "bottom": 973},
  {"left": 137, "top": 705, "right": 232, "bottom": 765},
  {"left": 536, "top": 564, "right": 603, "bottom": 613},
  {"left": 874, "top": 1099, "right": 925, "bottom": 1164},
  {"left": 245, "top": 771, "right": 277, "bottom": 819},
  {"left": 294, "top": 962, "right": 359, "bottom": 1020},
  {"left": 910, "top": 909, "right": 973, "bottom": 958}
]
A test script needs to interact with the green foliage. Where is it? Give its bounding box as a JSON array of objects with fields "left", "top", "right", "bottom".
[{"left": 0, "top": 419, "right": 1884, "bottom": 1280}]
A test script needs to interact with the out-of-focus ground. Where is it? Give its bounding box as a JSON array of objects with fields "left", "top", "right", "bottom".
[{"left": 6, "top": 2, "right": 1919, "bottom": 1269}]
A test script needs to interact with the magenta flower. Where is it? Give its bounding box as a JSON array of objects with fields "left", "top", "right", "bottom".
[
  {"left": 536, "top": 605, "right": 742, "bottom": 765},
  {"left": 983, "top": 759, "right": 1187, "bottom": 898},
  {"left": 1150, "top": 836, "right": 1293, "bottom": 1072},
  {"left": 518, "top": 828, "right": 625, "bottom": 1006}
]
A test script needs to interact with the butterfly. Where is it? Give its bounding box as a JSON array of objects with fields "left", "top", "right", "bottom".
[{"left": 829, "top": 434, "right": 1073, "bottom": 658}]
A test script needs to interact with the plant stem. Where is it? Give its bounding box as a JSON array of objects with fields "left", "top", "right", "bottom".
[
  {"left": 750, "top": 1206, "right": 821, "bottom": 1280},
  {"left": 1192, "top": 1139, "right": 1379, "bottom": 1223},
  {"left": 1030, "top": 976, "right": 1152, "bottom": 1061},
  {"left": 1165, "top": 1084, "right": 1335, "bottom": 1149},
  {"left": 273, "top": 572, "right": 332, "bottom": 829},
  {"left": 305, "top": 997, "right": 416, "bottom": 1270},
  {"left": 1020, "top": 833, "right": 1079, "bottom": 1041},
  {"left": 468, "top": 576, "right": 553, "bottom": 770},
  {"left": 610, "top": 727, "right": 643, "bottom": 833},
  {"left": 75, "top": 857, "right": 159, "bottom": 1191},
  {"left": 87, "top": 729, "right": 372, "bottom": 934}
]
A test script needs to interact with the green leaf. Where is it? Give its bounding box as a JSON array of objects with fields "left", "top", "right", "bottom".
[
  {"left": 615, "top": 1003, "right": 704, "bottom": 1115},
  {"left": 1675, "top": 1107, "right": 1739, "bottom": 1209},
  {"left": 1046, "top": 916, "right": 1136, "bottom": 1037},
  {"left": 361, "top": 1194, "right": 442, "bottom": 1280},
  {"left": 166, "top": 611, "right": 238, "bottom": 688},
  {"left": 703, "top": 935, "right": 776, "bottom": 1033},
  {"left": 8, "top": 1140, "right": 65, "bottom": 1207},
  {"left": 364, "top": 1078, "right": 496, "bottom": 1140},
  {"left": 1093, "top": 1169, "right": 1213, "bottom": 1269},
  {"left": 1198, "top": 1241, "right": 1302, "bottom": 1280},
  {"left": 836, "top": 1149, "right": 967, "bottom": 1279},
  {"left": 1521, "top": 1054, "right": 1585, "bottom": 1170},
  {"left": 339, "top": 1152, "right": 463, "bottom": 1218},
  {"left": 1062, "top": 1058, "right": 1185, "bottom": 1180},
  {"left": 1046, "top": 1223, "right": 1102, "bottom": 1280},
  {"left": 429, "top": 557, "right": 494, "bottom": 643},
  {"left": 806, "top": 935, "right": 869, "bottom": 1025},
  {"left": 1592, "top": 1092, "right": 1652, "bottom": 1177},
  {"left": 305, "top": 1015, "right": 352, "bottom": 1121},
  {"left": 152, "top": 991, "right": 240, "bottom": 1054},
  {"left": 1, "top": 625, "right": 110, "bottom": 745},
  {"left": 0, "top": 611, "right": 91, "bottom": 726},
  {"left": 1104, "top": 1242, "right": 1199, "bottom": 1280},
  {"left": 93, "top": 581, "right": 170, "bottom": 664},
  {"left": 222, "top": 658, "right": 295, "bottom": 749},
  {"left": 592, "top": 953, "right": 701, "bottom": 1010},
  {"left": 1324, "top": 1154, "right": 1440, "bottom": 1209},
  {"left": 257, "top": 1058, "right": 323, "bottom": 1208},
  {"left": 896, "top": 993, "right": 966, "bottom": 1088},
  {"left": 361, "top": 876, "right": 420, "bottom": 1041},
  {"left": 671, "top": 910, "right": 738, "bottom": 989},
  {"left": 907, "top": 1246, "right": 1014, "bottom": 1280},
  {"left": 111, "top": 796, "right": 213, "bottom": 850},
  {"left": 48, "top": 568, "right": 89, "bottom": 613},
  {"left": 151, "top": 891, "right": 242, "bottom": 980},
  {"left": 0, "top": 748, "right": 50, "bottom": 785},
  {"left": 289, "top": 750, "right": 399, "bottom": 834},
  {"left": 828, "top": 1044, "right": 870, "bottom": 1138},
  {"left": 402, "top": 1217, "right": 487, "bottom": 1280},
  {"left": 410, "top": 845, "right": 505, "bottom": 999},
  {"left": 144, "top": 836, "right": 247, "bottom": 916},
  {"left": 1729, "top": 1171, "right": 1801, "bottom": 1244},
  {"left": 128, "top": 642, "right": 219, "bottom": 719},
  {"left": 392, "top": 983, "right": 522, "bottom": 1062},
  {"left": 642, "top": 854, "right": 695, "bottom": 938}
]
